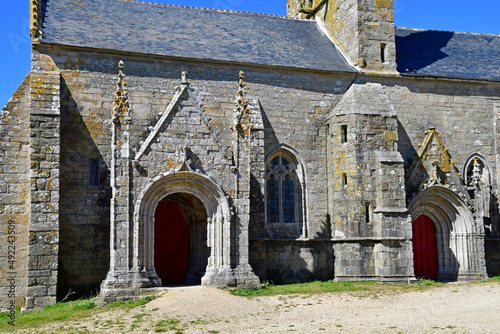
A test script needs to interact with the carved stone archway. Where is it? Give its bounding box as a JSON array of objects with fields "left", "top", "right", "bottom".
[
  {"left": 134, "top": 171, "right": 236, "bottom": 287},
  {"left": 409, "top": 185, "right": 487, "bottom": 281}
]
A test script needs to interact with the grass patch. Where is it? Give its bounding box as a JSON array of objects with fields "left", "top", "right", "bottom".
[
  {"left": 485, "top": 275, "right": 500, "bottom": 282},
  {"left": 105, "top": 294, "right": 156, "bottom": 310},
  {"left": 230, "top": 278, "right": 453, "bottom": 297},
  {"left": 155, "top": 318, "right": 184, "bottom": 333},
  {"left": 415, "top": 278, "right": 444, "bottom": 287},
  {"left": 231, "top": 280, "right": 384, "bottom": 297},
  {"left": 0, "top": 298, "right": 97, "bottom": 332},
  {"left": 0, "top": 294, "right": 156, "bottom": 332}
]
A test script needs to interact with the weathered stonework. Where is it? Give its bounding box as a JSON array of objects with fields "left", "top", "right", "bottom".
[
  {"left": 1, "top": 0, "right": 499, "bottom": 312},
  {"left": 287, "top": 0, "right": 397, "bottom": 72},
  {"left": 0, "top": 78, "right": 31, "bottom": 309},
  {"left": 25, "top": 67, "right": 61, "bottom": 312}
]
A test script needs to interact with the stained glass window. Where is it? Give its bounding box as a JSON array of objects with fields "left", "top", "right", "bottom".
[
  {"left": 265, "top": 151, "right": 300, "bottom": 225},
  {"left": 267, "top": 174, "right": 279, "bottom": 223},
  {"left": 282, "top": 174, "right": 295, "bottom": 223}
]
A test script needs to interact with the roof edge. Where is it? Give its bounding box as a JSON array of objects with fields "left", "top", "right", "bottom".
[
  {"left": 36, "top": 42, "right": 358, "bottom": 75},
  {"left": 398, "top": 72, "right": 500, "bottom": 84},
  {"left": 396, "top": 26, "right": 500, "bottom": 38},
  {"left": 315, "top": 18, "right": 359, "bottom": 73},
  {"left": 116, "top": 0, "right": 310, "bottom": 21}
]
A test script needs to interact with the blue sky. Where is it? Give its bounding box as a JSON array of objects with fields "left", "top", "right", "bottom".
[{"left": 1, "top": 0, "right": 499, "bottom": 107}]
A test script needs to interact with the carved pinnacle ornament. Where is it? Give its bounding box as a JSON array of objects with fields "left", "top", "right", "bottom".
[
  {"left": 113, "top": 61, "right": 130, "bottom": 120},
  {"left": 471, "top": 158, "right": 482, "bottom": 187},
  {"left": 30, "top": 0, "right": 43, "bottom": 40},
  {"left": 233, "top": 71, "right": 250, "bottom": 132}
]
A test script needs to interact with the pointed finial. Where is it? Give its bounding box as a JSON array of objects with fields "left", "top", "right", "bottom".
[
  {"left": 235, "top": 71, "right": 248, "bottom": 112},
  {"left": 233, "top": 71, "right": 250, "bottom": 133},
  {"left": 472, "top": 158, "right": 482, "bottom": 186},
  {"left": 181, "top": 71, "right": 189, "bottom": 85},
  {"left": 113, "top": 60, "right": 129, "bottom": 117},
  {"left": 117, "top": 61, "right": 126, "bottom": 83},
  {"left": 238, "top": 71, "right": 246, "bottom": 90}
]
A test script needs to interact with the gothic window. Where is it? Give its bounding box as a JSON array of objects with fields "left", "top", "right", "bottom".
[{"left": 265, "top": 151, "right": 302, "bottom": 225}]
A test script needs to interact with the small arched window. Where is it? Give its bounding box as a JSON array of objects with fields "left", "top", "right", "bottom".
[{"left": 266, "top": 151, "right": 302, "bottom": 226}]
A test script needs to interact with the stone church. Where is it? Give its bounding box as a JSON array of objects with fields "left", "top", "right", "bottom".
[{"left": 1, "top": 0, "right": 499, "bottom": 311}]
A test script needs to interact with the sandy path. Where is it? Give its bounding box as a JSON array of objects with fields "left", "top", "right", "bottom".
[{"left": 15, "top": 282, "right": 500, "bottom": 333}]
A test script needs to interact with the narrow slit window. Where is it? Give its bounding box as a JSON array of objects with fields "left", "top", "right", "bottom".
[
  {"left": 89, "top": 159, "right": 100, "bottom": 186},
  {"left": 380, "top": 43, "right": 387, "bottom": 63},
  {"left": 342, "top": 173, "right": 348, "bottom": 187},
  {"left": 341, "top": 125, "right": 347, "bottom": 143},
  {"left": 365, "top": 203, "right": 371, "bottom": 224}
]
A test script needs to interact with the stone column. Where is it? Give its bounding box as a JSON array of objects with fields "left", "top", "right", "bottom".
[
  {"left": 230, "top": 72, "right": 260, "bottom": 288},
  {"left": 99, "top": 62, "right": 161, "bottom": 305}
]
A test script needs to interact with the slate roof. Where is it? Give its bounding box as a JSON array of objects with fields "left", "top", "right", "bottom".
[
  {"left": 40, "top": 0, "right": 355, "bottom": 73},
  {"left": 395, "top": 28, "right": 500, "bottom": 82}
]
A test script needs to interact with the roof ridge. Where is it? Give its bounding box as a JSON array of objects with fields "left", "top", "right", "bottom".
[
  {"left": 116, "top": 0, "right": 312, "bottom": 21},
  {"left": 396, "top": 26, "right": 500, "bottom": 38}
]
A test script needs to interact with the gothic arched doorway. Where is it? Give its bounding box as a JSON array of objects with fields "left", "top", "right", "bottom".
[
  {"left": 154, "top": 193, "right": 209, "bottom": 285},
  {"left": 131, "top": 171, "right": 259, "bottom": 289},
  {"left": 409, "top": 185, "right": 487, "bottom": 282},
  {"left": 412, "top": 215, "right": 438, "bottom": 280}
]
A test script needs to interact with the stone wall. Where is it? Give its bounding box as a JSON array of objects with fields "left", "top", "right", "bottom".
[
  {"left": 379, "top": 75, "right": 500, "bottom": 275},
  {"left": 0, "top": 78, "right": 31, "bottom": 309},
  {"left": 327, "top": 82, "right": 413, "bottom": 281},
  {"left": 3, "top": 38, "right": 500, "bottom": 308},
  {"left": 250, "top": 240, "right": 333, "bottom": 283},
  {"left": 25, "top": 60, "right": 62, "bottom": 311},
  {"left": 38, "top": 45, "right": 356, "bottom": 296}
]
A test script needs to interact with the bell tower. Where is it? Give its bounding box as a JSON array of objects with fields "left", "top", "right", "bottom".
[{"left": 287, "top": 0, "right": 397, "bottom": 73}]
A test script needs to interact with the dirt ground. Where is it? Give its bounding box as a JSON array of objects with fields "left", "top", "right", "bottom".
[{"left": 17, "top": 282, "right": 500, "bottom": 333}]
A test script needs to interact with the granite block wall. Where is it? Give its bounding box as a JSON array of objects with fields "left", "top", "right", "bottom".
[
  {"left": 2, "top": 40, "right": 499, "bottom": 308},
  {"left": 39, "top": 45, "right": 357, "bottom": 295},
  {"left": 0, "top": 78, "right": 31, "bottom": 310}
]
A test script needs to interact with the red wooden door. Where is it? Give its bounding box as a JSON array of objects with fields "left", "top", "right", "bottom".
[
  {"left": 154, "top": 201, "right": 190, "bottom": 285},
  {"left": 412, "top": 215, "right": 438, "bottom": 280}
]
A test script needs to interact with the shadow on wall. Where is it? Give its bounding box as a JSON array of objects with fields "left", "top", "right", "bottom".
[
  {"left": 248, "top": 103, "right": 334, "bottom": 282},
  {"left": 396, "top": 119, "right": 418, "bottom": 185},
  {"left": 249, "top": 102, "right": 278, "bottom": 240},
  {"left": 485, "top": 192, "right": 500, "bottom": 276},
  {"left": 251, "top": 241, "right": 331, "bottom": 284},
  {"left": 57, "top": 77, "right": 111, "bottom": 300},
  {"left": 396, "top": 30, "right": 454, "bottom": 73}
]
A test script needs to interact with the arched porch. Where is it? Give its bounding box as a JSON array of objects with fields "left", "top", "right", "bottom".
[
  {"left": 409, "top": 185, "right": 487, "bottom": 282},
  {"left": 134, "top": 171, "right": 235, "bottom": 287}
]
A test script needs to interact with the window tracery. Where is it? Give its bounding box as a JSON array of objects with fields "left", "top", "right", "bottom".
[{"left": 265, "top": 151, "right": 301, "bottom": 225}]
